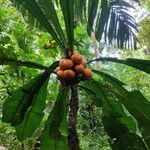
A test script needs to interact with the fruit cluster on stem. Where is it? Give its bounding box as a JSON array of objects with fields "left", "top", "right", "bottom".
[{"left": 55, "top": 51, "right": 92, "bottom": 85}]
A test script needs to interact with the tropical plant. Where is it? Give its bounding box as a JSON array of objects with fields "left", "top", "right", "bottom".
[{"left": 1, "top": 0, "right": 150, "bottom": 150}]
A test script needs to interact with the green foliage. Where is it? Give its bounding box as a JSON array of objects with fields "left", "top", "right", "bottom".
[
  {"left": 15, "top": 78, "right": 49, "bottom": 141},
  {"left": 40, "top": 86, "right": 69, "bottom": 150},
  {"left": 81, "top": 78, "right": 149, "bottom": 149},
  {"left": 92, "top": 70, "right": 150, "bottom": 148},
  {"left": 139, "top": 17, "right": 150, "bottom": 49},
  {"left": 59, "top": 0, "right": 74, "bottom": 50},
  {"left": 1, "top": 0, "right": 150, "bottom": 150},
  {"left": 2, "top": 62, "right": 58, "bottom": 141},
  {"left": 88, "top": 57, "right": 150, "bottom": 74}
]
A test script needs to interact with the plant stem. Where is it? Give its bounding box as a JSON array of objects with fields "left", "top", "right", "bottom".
[{"left": 68, "top": 82, "right": 80, "bottom": 150}]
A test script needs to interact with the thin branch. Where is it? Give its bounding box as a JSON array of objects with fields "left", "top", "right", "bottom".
[{"left": 0, "top": 56, "right": 48, "bottom": 70}]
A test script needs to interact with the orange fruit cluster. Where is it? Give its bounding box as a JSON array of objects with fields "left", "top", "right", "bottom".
[{"left": 55, "top": 51, "right": 92, "bottom": 82}]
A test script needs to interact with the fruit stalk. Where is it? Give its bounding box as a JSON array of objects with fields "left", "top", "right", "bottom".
[{"left": 68, "top": 82, "right": 80, "bottom": 150}]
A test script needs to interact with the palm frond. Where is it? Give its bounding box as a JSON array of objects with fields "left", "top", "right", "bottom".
[
  {"left": 11, "top": 0, "right": 140, "bottom": 50},
  {"left": 87, "top": 0, "right": 139, "bottom": 49},
  {"left": 10, "top": 0, "right": 66, "bottom": 50}
]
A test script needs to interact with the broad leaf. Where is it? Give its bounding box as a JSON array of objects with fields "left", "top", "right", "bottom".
[
  {"left": 2, "top": 74, "right": 43, "bottom": 125},
  {"left": 79, "top": 85, "right": 102, "bottom": 107},
  {"left": 82, "top": 80, "right": 148, "bottom": 149},
  {"left": 93, "top": 70, "right": 150, "bottom": 148},
  {"left": 88, "top": 57, "right": 150, "bottom": 74},
  {"left": 40, "top": 85, "right": 69, "bottom": 150},
  {"left": 2, "top": 62, "right": 58, "bottom": 126},
  {"left": 15, "top": 78, "right": 49, "bottom": 141},
  {"left": 82, "top": 80, "right": 137, "bottom": 133},
  {"left": 103, "top": 114, "right": 148, "bottom": 150}
]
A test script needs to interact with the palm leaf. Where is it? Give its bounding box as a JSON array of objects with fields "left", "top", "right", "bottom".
[
  {"left": 2, "top": 62, "right": 58, "bottom": 126},
  {"left": 92, "top": 69, "right": 150, "bottom": 148},
  {"left": 87, "top": 0, "right": 100, "bottom": 35},
  {"left": 81, "top": 80, "right": 148, "bottom": 149},
  {"left": 40, "top": 85, "right": 69, "bottom": 150},
  {"left": 87, "top": 0, "right": 138, "bottom": 49},
  {"left": 59, "top": 0, "right": 74, "bottom": 50},
  {"left": 88, "top": 57, "right": 150, "bottom": 74},
  {"left": 0, "top": 55, "right": 48, "bottom": 70},
  {"left": 15, "top": 78, "right": 49, "bottom": 141},
  {"left": 11, "top": 0, "right": 65, "bottom": 49},
  {"left": 37, "top": 0, "right": 67, "bottom": 47}
]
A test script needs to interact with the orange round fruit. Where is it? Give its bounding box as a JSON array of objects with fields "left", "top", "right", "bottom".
[
  {"left": 57, "top": 70, "right": 64, "bottom": 79},
  {"left": 64, "top": 69, "right": 75, "bottom": 80},
  {"left": 59, "top": 59, "right": 73, "bottom": 69},
  {"left": 54, "top": 67, "right": 61, "bottom": 73},
  {"left": 83, "top": 68, "right": 92, "bottom": 79},
  {"left": 71, "top": 53, "right": 82, "bottom": 64},
  {"left": 75, "top": 64, "right": 85, "bottom": 73}
]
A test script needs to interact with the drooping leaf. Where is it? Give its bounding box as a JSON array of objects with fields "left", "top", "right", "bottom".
[
  {"left": 82, "top": 80, "right": 137, "bottom": 132},
  {"left": 59, "top": 0, "right": 74, "bottom": 50},
  {"left": 15, "top": 78, "right": 49, "bottom": 141},
  {"left": 116, "top": 91, "right": 150, "bottom": 149},
  {"left": 2, "top": 74, "right": 44, "bottom": 125},
  {"left": 74, "top": 0, "right": 86, "bottom": 23},
  {"left": 40, "top": 85, "right": 69, "bottom": 150},
  {"left": 91, "top": 0, "right": 138, "bottom": 49},
  {"left": 79, "top": 85, "right": 102, "bottom": 107},
  {"left": 82, "top": 80, "right": 148, "bottom": 149},
  {"left": 102, "top": 114, "right": 148, "bottom": 150},
  {"left": 2, "top": 62, "right": 58, "bottom": 126},
  {"left": 95, "top": 0, "right": 110, "bottom": 41},
  {"left": 0, "top": 56, "right": 48, "bottom": 70},
  {"left": 11, "top": 0, "right": 64, "bottom": 49},
  {"left": 92, "top": 69, "right": 150, "bottom": 148},
  {"left": 87, "top": 0, "right": 99, "bottom": 35},
  {"left": 37, "top": 0, "right": 67, "bottom": 47},
  {"left": 88, "top": 57, "right": 150, "bottom": 74}
]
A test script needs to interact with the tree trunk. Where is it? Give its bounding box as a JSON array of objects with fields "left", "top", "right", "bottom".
[{"left": 68, "top": 82, "right": 80, "bottom": 150}]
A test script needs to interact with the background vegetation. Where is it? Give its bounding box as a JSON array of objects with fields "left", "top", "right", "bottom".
[{"left": 0, "top": 0, "right": 150, "bottom": 150}]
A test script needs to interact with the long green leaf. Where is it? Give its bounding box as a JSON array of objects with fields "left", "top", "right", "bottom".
[
  {"left": 87, "top": 0, "right": 99, "bottom": 35},
  {"left": 0, "top": 56, "right": 48, "bottom": 70},
  {"left": 82, "top": 80, "right": 137, "bottom": 133},
  {"left": 2, "top": 62, "right": 58, "bottom": 126},
  {"left": 15, "top": 78, "right": 49, "bottom": 141},
  {"left": 40, "top": 85, "right": 69, "bottom": 150},
  {"left": 103, "top": 114, "right": 148, "bottom": 150},
  {"left": 2, "top": 74, "right": 43, "bottom": 125},
  {"left": 95, "top": 0, "right": 110, "bottom": 41},
  {"left": 79, "top": 85, "right": 102, "bottom": 107},
  {"left": 93, "top": 69, "right": 150, "bottom": 148},
  {"left": 74, "top": 0, "right": 86, "bottom": 23},
  {"left": 11, "top": 0, "right": 64, "bottom": 49},
  {"left": 82, "top": 80, "right": 148, "bottom": 149},
  {"left": 88, "top": 57, "right": 150, "bottom": 74},
  {"left": 116, "top": 91, "right": 150, "bottom": 149},
  {"left": 37, "top": 0, "right": 67, "bottom": 47},
  {"left": 60, "top": 0, "right": 74, "bottom": 50}
]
